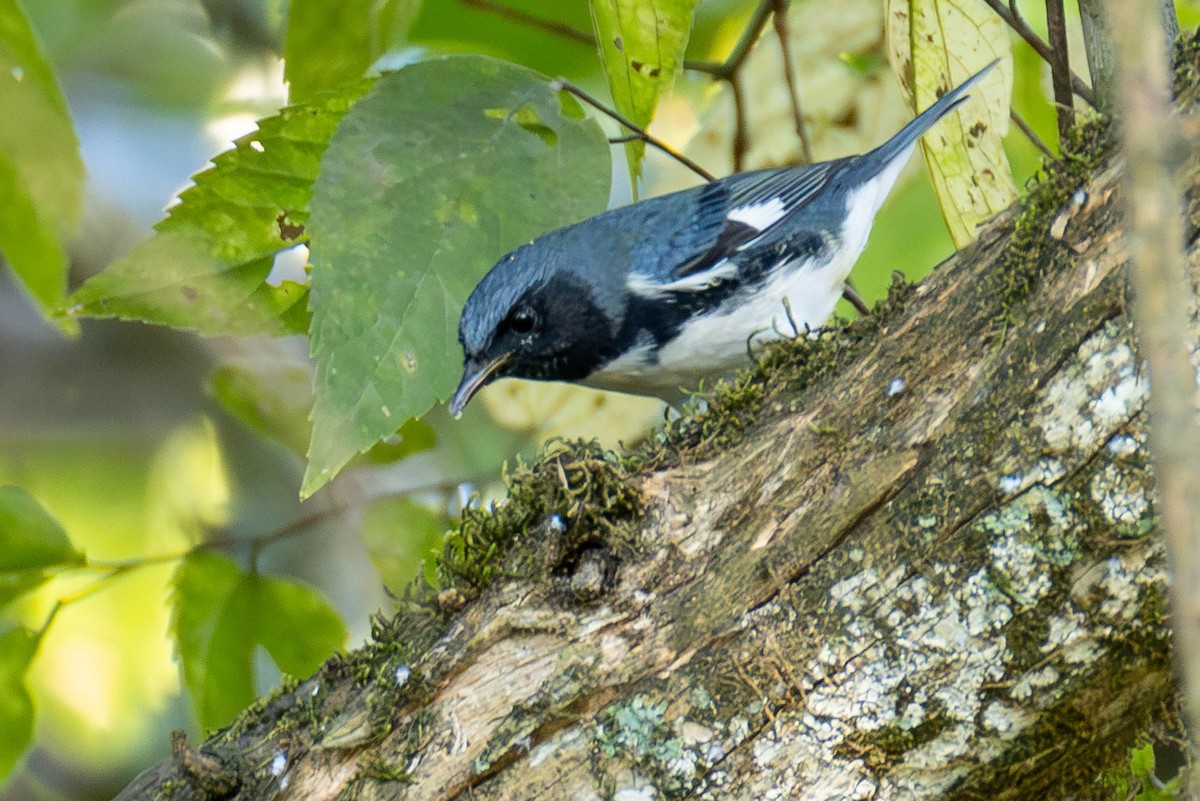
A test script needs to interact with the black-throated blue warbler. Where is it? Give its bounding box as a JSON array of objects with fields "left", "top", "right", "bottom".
[{"left": 450, "top": 62, "right": 997, "bottom": 416}]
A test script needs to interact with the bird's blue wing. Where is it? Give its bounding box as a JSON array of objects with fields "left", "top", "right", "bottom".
[{"left": 666, "top": 160, "right": 843, "bottom": 281}]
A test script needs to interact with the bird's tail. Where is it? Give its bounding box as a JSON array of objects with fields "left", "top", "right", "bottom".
[{"left": 855, "top": 59, "right": 1001, "bottom": 175}]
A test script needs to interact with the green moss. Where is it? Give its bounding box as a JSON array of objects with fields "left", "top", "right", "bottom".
[
  {"left": 437, "top": 440, "right": 645, "bottom": 597},
  {"left": 356, "top": 758, "right": 413, "bottom": 784},
  {"left": 651, "top": 271, "right": 915, "bottom": 460},
  {"left": 997, "top": 118, "right": 1112, "bottom": 321},
  {"left": 835, "top": 712, "right": 949, "bottom": 771}
]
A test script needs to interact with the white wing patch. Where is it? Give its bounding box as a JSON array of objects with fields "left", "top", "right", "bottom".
[
  {"left": 726, "top": 197, "right": 787, "bottom": 231},
  {"left": 626, "top": 259, "right": 739, "bottom": 298}
]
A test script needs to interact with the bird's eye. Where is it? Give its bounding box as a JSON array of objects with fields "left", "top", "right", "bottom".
[{"left": 509, "top": 306, "right": 537, "bottom": 335}]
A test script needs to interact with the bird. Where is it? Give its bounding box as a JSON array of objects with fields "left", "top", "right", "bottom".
[{"left": 450, "top": 61, "right": 998, "bottom": 417}]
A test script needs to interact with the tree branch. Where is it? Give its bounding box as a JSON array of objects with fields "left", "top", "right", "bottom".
[{"left": 110, "top": 49, "right": 1200, "bottom": 797}]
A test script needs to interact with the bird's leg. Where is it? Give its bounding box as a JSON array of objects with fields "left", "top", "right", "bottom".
[{"left": 780, "top": 297, "right": 801, "bottom": 338}]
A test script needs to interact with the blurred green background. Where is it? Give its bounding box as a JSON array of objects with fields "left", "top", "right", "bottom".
[{"left": 3, "top": 1, "right": 1197, "bottom": 798}]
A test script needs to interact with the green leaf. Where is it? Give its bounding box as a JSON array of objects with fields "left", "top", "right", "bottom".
[
  {"left": 209, "top": 356, "right": 436, "bottom": 463},
  {"left": 304, "top": 54, "right": 610, "bottom": 497},
  {"left": 589, "top": 0, "right": 698, "bottom": 189},
  {"left": 172, "top": 552, "right": 348, "bottom": 730},
  {"left": 209, "top": 356, "right": 316, "bottom": 456},
  {"left": 64, "top": 82, "right": 371, "bottom": 336},
  {"left": 362, "top": 496, "right": 449, "bottom": 590},
  {"left": 171, "top": 552, "right": 248, "bottom": 729},
  {"left": 0, "top": 625, "right": 40, "bottom": 783},
  {"left": 0, "top": 486, "right": 83, "bottom": 607},
  {"left": 248, "top": 573, "right": 347, "bottom": 678},
  {"left": 0, "top": 0, "right": 84, "bottom": 327},
  {"left": 1129, "top": 743, "right": 1156, "bottom": 779},
  {"left": 285, "top": 0, "right": 422, "bottom": 102}
]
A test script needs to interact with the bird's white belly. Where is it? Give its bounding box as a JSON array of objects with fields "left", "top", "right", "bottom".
[
  {"left": 589, "top": 251, "right": 852, "bottom": 398},
  {"left": 587, "top": 168, "right": 901, "bottom": 399}
]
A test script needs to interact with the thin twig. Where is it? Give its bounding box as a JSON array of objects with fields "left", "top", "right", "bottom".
[
  {"left": 552, "top": 78, "right": 718, "bottom": 182},
  {"left": 458, "top": 0, "right": 593, "bottom": 45},
  {"left": 250, "top": 504, "right": 353, "bottom": 564},
  {"left": 1044, "top": 0, "right": 1074, "bottom": 139},
  {"left": 688, "top": 0, "right": 778, "bottom": 80},
  {"left": 770, "top": 0, "right": 813, "bottom": 163},
  {"left": 842, "top": 284, "right": 871, "bottom": 316},
  {"left": 1010, "top": 109, "right": 1056, "bottom": 158},
  {"left": 1077, "top": 0, "right": 1116, "bottom": 111},
  {"left": 457, "top": 0, "right": 756, "bottom": 76},
  {"left": 981, "top": 0, "right": 1098, "bottom": 108},
  {"left": 730, "top": 75, "right": 749, "bottom": 172},
  {"left": 684, "top": 0, "right": 779, "bottom": 169},
  {"left": 457, "top": 0, "right": 784, "bottom": 176}
]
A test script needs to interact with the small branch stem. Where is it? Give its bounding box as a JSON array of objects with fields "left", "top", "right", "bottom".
[
  {"left": 1010, "top": 109, "right": 1056, "bottom": 158},
  {"left": 730, "top": 75, "right": 749, "bottom": 172},
  {"left": 552, "top": 78, "right": 717, "bottom": 182},
  {"left": 981, "top": 0, "right": 1097, "bottom": 108},
  {"left": 1044, "top": 0, "right": 1074, "bottom": 139},
  {"left": 1077, "top": 0, "right": 1116, "bottom": 111},
  {"left": 458, "top": 0, "right": 593, "bottom": 45},
  {"left": 770, "top": 0, "right": 813, "bottom": 163},
  {"left": 692, "top": 0, "right": 777, "bottom": 80}
]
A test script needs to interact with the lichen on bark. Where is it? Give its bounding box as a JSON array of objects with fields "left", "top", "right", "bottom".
[{"left": 112, "top": 35, "right": 1200, "bottom": 801}]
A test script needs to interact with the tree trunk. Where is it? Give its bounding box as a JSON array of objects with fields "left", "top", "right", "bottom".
[{"left": 115, "top": 38, "right": 1200, "bottom": 801}]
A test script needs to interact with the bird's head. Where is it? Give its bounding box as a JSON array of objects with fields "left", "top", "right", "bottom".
[{"left": 449, "top": 238, "right": 621, "bottom": 416}]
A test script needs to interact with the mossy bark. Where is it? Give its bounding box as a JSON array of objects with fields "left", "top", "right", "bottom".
[{"left": 115, "top": 39, "right": 1200, "bottom": 801}]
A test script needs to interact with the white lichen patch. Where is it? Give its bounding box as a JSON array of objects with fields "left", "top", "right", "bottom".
[
  {"left": 977, "top": 487, "right": 1080, "bottom": 592},
  {"left": 1038, "top": 323, "right": 1147, "bottom": 456},
  {"left": 981, "top": 700, "right": 1032, "bottom": 739},
  {"left": 1040, "top": 606, "right": 1101, "bottom": 664},
  {"left": 996, "top": 457, "right": 1066, "bottom": 495},
  {"left": 1010, "top": 665, "right": 1061, "bottom": 701},
  {"left": 1090, "top": 463, "right": 1149, "bottom": 525},
  {"left": 613, "top": 781, "right": 657, "bottom": 801},
  {"left": 528, "top": 725, "right": 583, "bottom": 768},
  {"left": 798, "top": 563, "right": 1014, "bottom": 793},
  {"left": 740, "top": 716, "right": 876, "bottom": 800},
  {"left": 718, "top": 479, "right": 1167, "bottom": 799},
  {"left": 1106, "top": 434, "right": 1141, "bottom": 457},
  {"left": 1093, "top": 552, "right": 1167, "bottom": 626}
]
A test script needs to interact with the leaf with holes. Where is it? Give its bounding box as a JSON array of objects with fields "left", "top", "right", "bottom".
[
  {"left": 885, "top": 0, "right": 1016, "bottom": 247},
  {"left": 64, "top": 82, "right": 370, "bottom": 335},
  {"left": 589, "top": 0, "right": 698, "bottom": 190},
  {"left": 303, "top": 54, "right": 609, "bottom": 497}
]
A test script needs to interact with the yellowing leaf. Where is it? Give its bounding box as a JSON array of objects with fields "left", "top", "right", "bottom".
[
  {"left": 885, "top": 0, "right": 1016, "bottom": 246},
  {"left": 480, "top": 380, "right": 663, "bottom": 448},
  {"left": 590, "top": 0, "right": 699, "bottom": 189}
]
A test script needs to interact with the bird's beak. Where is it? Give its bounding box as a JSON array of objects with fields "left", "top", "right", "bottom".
[{"left": 449, "top": 353, "right": 511, "bottom": 418}]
